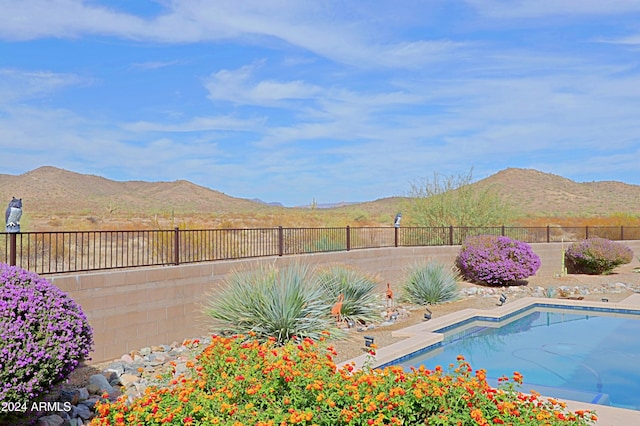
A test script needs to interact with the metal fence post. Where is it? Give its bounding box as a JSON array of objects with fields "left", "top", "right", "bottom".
[
  {"left": 394, "top": 226, "right": 399, "bottom": 247},
  {"left": 9, "top": 233, "right": 17, "bottom": 266},
  {"left": 449, "top": 225, "right": 454, "bottom": 245},
  {"left": 585, "top": 226, "right": 589, "bottom": 240},
  {"left": 501, "top": 225, "right": 505, "bottom": 236},
  {"left": 346, "top": 225, "right": 351, "bottom": 251},
  {"left": 174, "top": 227, "right": 180, "bottom": 265},
  {"left": 546, "top": 225, "right": 550, "bottom": 243},
  {"left": 621, "top": 225, "right": 624, "bottom": 241},
  {"left": 278, "top": 226, "right": 284, "bottom": 256}
]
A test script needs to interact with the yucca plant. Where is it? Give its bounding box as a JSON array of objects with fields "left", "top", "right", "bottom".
[
  {"left": 401, "top": 261, "right": 461, "bottom": 305},
  {"left": 205, "top": 263, "right": 341, "bottom": 345},
  {"left": 316, "top": 265, "right": 381, "bottom": 326}
]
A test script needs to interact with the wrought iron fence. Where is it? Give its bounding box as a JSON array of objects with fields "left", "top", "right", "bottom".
[{"left": 1, "top": 225, "right": 638, "bottom": 275}]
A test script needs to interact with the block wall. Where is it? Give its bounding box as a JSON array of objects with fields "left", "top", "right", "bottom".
[{"left": 48, "top": 241, "right": 640, "bottom": 363}]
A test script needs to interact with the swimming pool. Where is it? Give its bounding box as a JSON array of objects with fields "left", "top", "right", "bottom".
[{"left": 390, "top": 305, "right": 640, "bottom": 411}]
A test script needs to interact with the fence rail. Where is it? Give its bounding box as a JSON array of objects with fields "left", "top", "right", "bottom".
[{"left": 1, "top": 225, "right": 638, "bottom": 275}]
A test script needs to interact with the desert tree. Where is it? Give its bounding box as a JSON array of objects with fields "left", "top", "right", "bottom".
[{"left": 403, "top": 168, "right": 518, "bottom": 227}]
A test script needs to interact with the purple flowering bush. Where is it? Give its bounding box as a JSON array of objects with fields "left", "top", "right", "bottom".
[
  {"left": 456, "top": 235, "right": 541, "bottom": 286},
  {"left": 565, "top": 238, "right": 633, "bottom": 275},
  {"left": 0, "top": 264, "right": 94, "bottom": 403}
]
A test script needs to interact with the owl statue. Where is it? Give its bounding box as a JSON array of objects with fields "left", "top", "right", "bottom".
[
  {"left": 5, "top": 197, "right": 22, "bottom": 233},
  {"left": 393, "top": 212, "right": 402, "bottom": 228}
]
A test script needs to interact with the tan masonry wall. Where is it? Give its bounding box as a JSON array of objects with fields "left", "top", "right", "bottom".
[{"left": 48, "top": 241, "right": 640, "bottom": 363}]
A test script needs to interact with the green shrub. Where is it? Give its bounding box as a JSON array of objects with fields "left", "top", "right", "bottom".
[
  {"left": 205, "top": 263, "right": 341, "bottom": 344},
  {"left": 401, "top": 261, "right": 460, "bottom": 305},
  {"left": 316, "top": 265, "right": 381, "bottom": 325},
  {"left": 565, "top": 238, "right": 633, "bottom": 275}
]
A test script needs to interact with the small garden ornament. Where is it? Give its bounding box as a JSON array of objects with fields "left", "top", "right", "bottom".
[
  {"left": 5, "top": 197, "right": 22, "bottom": 233},
  {"left": 386, "top": 282, "right": 394, "bottom": 308},
  {"left": 331, "top": 293, "right": 344, "bottom": 325}
]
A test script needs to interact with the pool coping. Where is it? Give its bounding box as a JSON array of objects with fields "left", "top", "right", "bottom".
[{"left": 339, "top": 293, "right": 640, "bottom": 424}]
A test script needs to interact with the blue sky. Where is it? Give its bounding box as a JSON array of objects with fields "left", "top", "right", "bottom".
[{"left": 1, "top": 1, "right": 639, "bottom": 206}]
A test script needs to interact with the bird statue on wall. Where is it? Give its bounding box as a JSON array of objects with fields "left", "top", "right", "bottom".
[
  {"left": 394, "top": 213, "right": 402, "bottom": 228},
  {"left": 5, "top": 197, "right": 22, "bottom": 233}
]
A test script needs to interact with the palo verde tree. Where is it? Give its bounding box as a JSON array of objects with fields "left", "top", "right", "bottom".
[{"left": 403, "top": 168, "right": 519, "bottom": 227}]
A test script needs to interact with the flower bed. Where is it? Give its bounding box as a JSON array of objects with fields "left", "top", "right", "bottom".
[{"left": 91, "top": 333, "right": 596, "bottom": 425}]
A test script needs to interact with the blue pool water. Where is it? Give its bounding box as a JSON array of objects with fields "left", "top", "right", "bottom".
[{"left": 392, "top": 306, "right": 640, "bottom": 411}]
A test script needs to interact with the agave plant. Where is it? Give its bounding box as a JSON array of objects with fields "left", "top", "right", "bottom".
[
  {"left": 205, "top": 263, "right": 340, "bottom": 344},
  {"left": 401, "top": 261, "right": 461, "bottom": 305},
  {"left": 315, "top": 265, "right": 381, "bottom": 326}
]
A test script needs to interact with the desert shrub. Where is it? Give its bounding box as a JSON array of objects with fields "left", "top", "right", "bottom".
[
  {"left": 316, "top": 265, "right": 381, "bottom": 326},
  {"left": 304, "top": 235, "right": 345, "bottom": 253},
  {"left": 92, "top": 335, "right": 598, "bottom": 426},
  {"left": 401, "top": 261, "right": 461, "bottom": 305},
  {"left": 456, "top": 235, "right": 541, "bottom": 286},
  {"left": 404, "top": 168, "right": 519, "bottom": 227},
  {"left": 205, "top": 263, "right": 341, "bottom": 344},
  {"left": 565, "top": 238, "right": 633, "bottom": 275},
  {"left": 0, "top": 264, "right": 94, "bottom": 403}
]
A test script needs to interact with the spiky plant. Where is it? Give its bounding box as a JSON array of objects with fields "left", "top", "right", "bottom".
[
  {"left": 401, "top": 261, "right": 461, "bottom": 305},
  {"left": 205, "top": 263, "right": 340, "bottom": 344},
  {"left": 316, "top": 265, "right": 381, "bottom": 326}
]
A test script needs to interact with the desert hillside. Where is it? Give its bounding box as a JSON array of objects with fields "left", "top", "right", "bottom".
[
  {"left": 1, "top": 166, "right": 638, "bottom": 231},
  {"left": 474, "top": 168, "right": 640, "bottom": 217}
]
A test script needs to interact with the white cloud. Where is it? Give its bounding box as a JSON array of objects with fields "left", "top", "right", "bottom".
[
  {"left": 129, "top": 60, "right": 182, "bottom": 71},
  {"left": 0, "top": 0, "right": 156, "bottom": 40},
  {"left": 123, "top": 115, "right": 264, "bottom": 133},
  {"left": 204, "top": 64, "right": 323, "bottom": 105},
  {"left": 0, "top": 68, "right": 88, "bottom": 103},
  {"left": 0, "top": 0, "right": 460, "bottom": 68},
  {"left": 464, "top": 0, "right": 640, "bottom": 18}
]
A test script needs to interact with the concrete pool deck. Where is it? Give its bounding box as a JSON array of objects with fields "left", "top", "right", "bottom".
[{"left": 340, "top": 293, "right": 640, "bottom": 425}]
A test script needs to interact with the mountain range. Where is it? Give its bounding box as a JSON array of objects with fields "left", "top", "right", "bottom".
[{"left": 1, "top": 166, "right": 638, "bottom": 230}]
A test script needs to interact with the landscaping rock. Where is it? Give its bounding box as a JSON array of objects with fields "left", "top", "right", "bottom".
[
  {"left": 89, "top": 374, "right": 113, "bottom": 394},
  {"left": 37, "top": 414, "right": 64, "bottom": 426}
]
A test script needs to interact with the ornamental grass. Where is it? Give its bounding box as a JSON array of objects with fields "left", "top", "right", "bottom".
[
  {"left": 204, "top": 264, "right": 342, "bottom": 345},
  {"left": 400, "top": 261, "right": 461, "bottom": 305},
  {"left": 316, "top": 265, "right": 381, "bottom": 326},
  {"left": 91, "top": 333, "right": 597, "bottom": 426}
]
